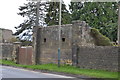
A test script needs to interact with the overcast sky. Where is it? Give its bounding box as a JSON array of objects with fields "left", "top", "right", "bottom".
[{"left": 0, "top": 0, "right": 71, "bottom": 33}]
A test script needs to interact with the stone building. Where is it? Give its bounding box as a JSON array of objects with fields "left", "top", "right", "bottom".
[
  {"left": 0, "top": 28, "right": 13, "bottom": 43},
  {"left": 0, "top": 28, "right": 14, "bottom": 60},
  {"left": 33, "top": 20, "right": 119, "bottom": 71},
  {"left": 33, "top": 20, "right": 95, "bottom": 64}
]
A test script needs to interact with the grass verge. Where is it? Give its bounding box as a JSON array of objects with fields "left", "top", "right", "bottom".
[{"left": 0, "top": 60, "right": 118, "bottom": 79}]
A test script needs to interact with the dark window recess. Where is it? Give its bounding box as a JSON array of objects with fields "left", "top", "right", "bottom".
[
  {"left": 44, "top": 38, "right": 46, "bottom": 42},
  {"left": 61, "top": 30, "right": 62, "bottom": 34},
  {"left": 62, "top": 38, "right": 65, "bottom": 42}
]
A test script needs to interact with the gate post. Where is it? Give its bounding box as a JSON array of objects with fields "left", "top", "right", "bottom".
[
  {"left": 72, "top": 44, "right": 78, "bottom": 66},
  {"left": 33, "top": 26, "right": 38, "bottom": 65},
  {"left": 12, "top": 42, "right": 21, "bottom": 64},
  {"left": 33, "top": 27, "right": 41, "bottom": 65}
]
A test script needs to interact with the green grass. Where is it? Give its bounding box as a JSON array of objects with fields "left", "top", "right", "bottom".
[{"left": 0, "top": 60, "right": 118, "bottom": 79}]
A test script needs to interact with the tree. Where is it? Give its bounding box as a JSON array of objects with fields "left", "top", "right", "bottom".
[
  {"left": 118, "top": 1, "right": 120, "bottom": 45},
  {"left": 15, "top": 1, "right": 71, "bottom": 40},
  {"left": 45, "top": 2, "right": 71, "bottom": 26},
  {"left": 69, "top": 2, "right": 83, "bottom": 20},
  {"left": 14, "top": 2, "right": 48, "bottom": 40},
  {"left": 69, "top": 2, "right": 118, "bottom": 42}
]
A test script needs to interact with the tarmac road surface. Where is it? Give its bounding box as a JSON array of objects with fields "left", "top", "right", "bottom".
[
  {"left": 1, "top": 65, "right": 74, "bottom": 78},
  {"left": 1, "top": 65, "right": 111, "bottom": 80}
]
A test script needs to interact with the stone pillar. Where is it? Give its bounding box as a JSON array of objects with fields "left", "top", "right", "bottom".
[
  {"left": 118, "top": 2, "right": 120, "bottom": 46},
  {"left": 32, "top": 26, "right": 41, "bottom": 65},
  {"left": 72, "top": 44, "right": 78, "bottom": 66},
  {"left": 12, "top": 42, "right": 21, "bottom": 64},
  {"left": 0, "top": 43, "right": 2, "bottom": 59}
]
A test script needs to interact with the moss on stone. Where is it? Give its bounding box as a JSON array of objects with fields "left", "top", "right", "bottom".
[{"left": 90, "top": 28, "right": 113, "bottom": 46}]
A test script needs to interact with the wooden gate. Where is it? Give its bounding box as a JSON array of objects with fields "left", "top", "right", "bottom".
[{"left": 18, "top": 46, "right": 33, "bottom": 65}]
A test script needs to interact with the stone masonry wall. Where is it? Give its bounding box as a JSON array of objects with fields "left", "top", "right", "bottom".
[
  {"left": 38, "top": 25, "right": 73, "bottom": 64},
  {"left": 0, "top": 43, "right": 2, "bottom": 59},
  {"left": 0, "top": 29, "right": 2, "bottom": 43},
  {"left": 72, "top": 21, "right": 94, "bottom": 46},
  {"left": 0, "top": 43, "right": 13, "bottom": 60},
  {"left": 76, "top": 46, "right": 119, "bottom": 71},
  {"left": 35, "top": 20, "right": 95, "bottom": 65},
  {"left": 35, "top": 20, "right": 119, "bottom": 71},
  {"left": 0, "top": 28, "right": 13, "bottom": 43},
  {"left": 32, "top": 20, "right": 119, "bottom": 72}
]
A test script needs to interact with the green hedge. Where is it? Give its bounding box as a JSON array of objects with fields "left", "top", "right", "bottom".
[{"left": 90, "top": 28, "right": 113, "bottom": 46}]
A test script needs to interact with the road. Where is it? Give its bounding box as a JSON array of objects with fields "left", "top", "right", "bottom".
[
  {"left": 0, "top": 66, "right": 105, "bottom": 80},
  {"left": 1, "top": 66, "right": 74, "bottom": 78}
]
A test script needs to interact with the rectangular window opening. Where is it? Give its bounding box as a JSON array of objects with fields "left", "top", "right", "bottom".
[
  {"left": 62, "top": 38, "right": 65, "bottom": 42},
  {"left": 44, "top": 38, "right": 46, "bottom": 42}
]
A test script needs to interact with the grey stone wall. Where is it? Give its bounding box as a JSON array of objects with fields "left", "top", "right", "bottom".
[
  {"left": 0, "top": 43, "right": 2, "bottom": 59},
  {"left": 38, "top": 25, "right": 73, "bottom": 64},
  {"left": 72, "top": 21, "right": 94, "bottom": 46},
  {"left": 0, "top": 43, "right": 13, "bottom": 60},
  {"left": 0, "top": 30, "right": 2, "bottom": 43},
  {"left": 34, "top": 20, "right": 119, "bottom": 72},
  {"left": 0, "top": 28, "right": 13, "bottom": 43},
  {"left": 34, "top": 20, "right": 95, "bottom": 65},
  {"left": 76, "top": 46, "right": 119, "bottom": 71}
]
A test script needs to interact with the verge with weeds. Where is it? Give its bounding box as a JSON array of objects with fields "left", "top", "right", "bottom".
[{"left": 0, "top": 60, "right": 118, "bottom": 79}]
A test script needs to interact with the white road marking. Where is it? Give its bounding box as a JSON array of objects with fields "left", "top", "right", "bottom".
[{"left": 41, "top": 73, "right": 73, "bottom": 78}]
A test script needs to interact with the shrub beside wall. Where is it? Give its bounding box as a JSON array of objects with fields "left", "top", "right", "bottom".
[{"left": 90, "top": 28, "right": 113, "bottom": 46}]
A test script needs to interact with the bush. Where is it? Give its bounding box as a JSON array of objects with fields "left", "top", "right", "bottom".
[
  {"left": 20, "top": 40, "right": 32, "bottom": 46},
  {"left": 10, "top": 37, "right": 20, "bottom": 43},
  {"left": 90, "top": 28, "right": 113, "bottom": 46}
]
